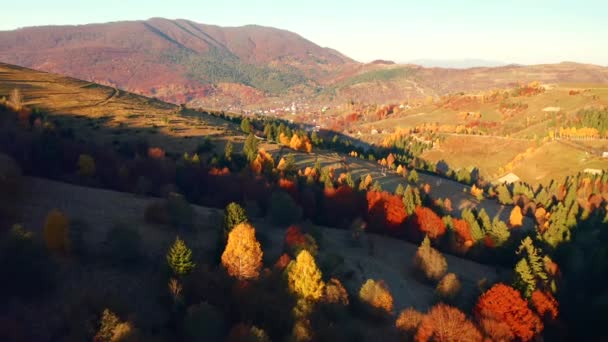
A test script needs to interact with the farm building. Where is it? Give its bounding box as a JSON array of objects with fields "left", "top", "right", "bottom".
[
  {"left": 584, "top": 168, "right": 603, "bottom": 175},
  {"left": 603, "top": 152, "right": 608, "bottom": 158},
  {"left": 496, "top": 172, "right": 520, "bottom": 184}
]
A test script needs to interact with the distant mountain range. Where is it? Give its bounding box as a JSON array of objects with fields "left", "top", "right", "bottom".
[
  {"left": 1, "top": 18, "right": 608, "bottom": 109},
  {"left": 407, "top": 58, "right": 509, "bottom": 69}
]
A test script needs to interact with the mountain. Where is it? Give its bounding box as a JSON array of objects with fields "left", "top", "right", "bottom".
[
  {"left": 2, "top": 19, "right": 608, "bottom": 110},
  {"left": 407, "top": 58, "right": 508, "bottom": 69},
  {"left": 0, "top": 18, "right": 354, "bottom": 107}
]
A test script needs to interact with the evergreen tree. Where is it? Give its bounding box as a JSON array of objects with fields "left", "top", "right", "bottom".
[
  {"left": 487, "top": 217, "right": 510, "bottom": 247},
  {"left": 408, "top": 169, "right": 419, "bottom": 184},
  {"left": 461, "top": 209, "right": 484, "bottom": 242},
  {"left": 395, "top": 183, "right": 405, "bottom": 196},
  {"left": 496, "top": 184, "right": 513, "bottom": 205},
  {"left": 241, "top": 118, "right": 252, "bottom": 133},
  {"left": 223, "top": 202, "right": 248, "bottom": 239},
  {"left": 224, "top": 141, "right": 234, "bottom": 161},
  {"left": 243, "top": 134, "right": 260, "bottom": 162},
  {"left": 166, "top": 236, "right": 196, "bottom": 276},
  {"left": 287, "top": 250, "right": 325, "bottom": 301},
  {"left": 403, "top": 185, "right": 421, "bottom": 216},
  {"left": 514, "top": 237, "right": 547, "bottom": 297}
]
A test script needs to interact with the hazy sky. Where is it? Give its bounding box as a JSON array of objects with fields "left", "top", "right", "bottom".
[{"left": 2, "top": 0, "right": 607, "bottom": 65}]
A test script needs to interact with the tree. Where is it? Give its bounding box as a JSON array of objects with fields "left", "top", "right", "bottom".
[
  {"left": 221, "top": 222, "right": 263, "bottom": 280},
  {"left": 243, "top": 134, "right": 260, "bottom": 162},
  {"left": 403, "top": 185, "right": 421, "bottom": 215},
  {"left": 395, "top": 183, "right": 405, "bottom": 196},
  {"left": 227, "top": 323, "right": 271, "bottom": 342},
  {"left": 359, "top": 279, "right": 394, "bottom": 314},
  {"left": 43, "top": 209, "right": 69, "bottom": 253},
  {"left": 496, "top": 184, "right": 513, "bottom": 204},
  {"left": 323, "top": 278, "right": 349, "bottom": 305},
  {"left": 287, "top": 250, "right": 325, "bottom": 301},
  {"left": 475, "top": 283, "right": 543, "bottom": 342},
  {"left": 396, "top": 308, "right": 423, "bottom": 337},
  {"left": 224, "top": 141, "right": 234, "bottom": 161},
  {"left": 509, "top": 206, "right": 523, "bottom": 227},
  {"left": 78, "top": 154, "right": 96, "bottom": 177},
  {"left": 94, "top": 309, "right": 138, "bottom": 342},
  {"left": 514, "top": 237, "right": 548, "bottom": 298},
  {"left": 408, "top": 169, "right": 419, "bottom": 184},
  {"left": 415, "top": 207, "right": 446, "bottom": 239},
  {"left": 268, "top": 191, "right": 302, "bottom": 226},
  {"left": 486, "top": 216, "right": 510, "bottom": 247},
  {"left": 414, "top": 236, "right": 447, "bottom": 282},
  {"left": 416, "top": 304, "right": 482, "bottom": 342},
  {"left": 531, "top": 290, "right": 559, "bottom": 321},
  {"left": 223, "top": 202, "right": 248, "bottom": 238},
  {"left": 167, "top": 236, "right": 196, "bottom": 276},
  {"left": 435, "top": 273, "right": 461, "bottom": 300},
  {"left": 241, "top": 118, "right": 252, "bottom": 133}
]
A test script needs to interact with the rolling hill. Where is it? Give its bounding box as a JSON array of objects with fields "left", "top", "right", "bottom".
[{"left": 3, "top": 19, "right": 608, "bottom": 110}]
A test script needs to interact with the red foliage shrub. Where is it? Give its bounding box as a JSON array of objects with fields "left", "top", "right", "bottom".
[
  {"left": 323, "top": 185, "right": 365, "bottom": 227},
  {"left": 531, "top": 290, "right": 559, "bottom": 321},
  {"left": 415, "top": 207, "right": 446, "bottom": 239},
  {"left": 148, "top": 147, "right": 165, "bottom": 159},
  {"left": 475, "top": 284, "right": 543, "bottom": 342},
  {"left": 278, "top": 178, "right": 298, "bottom": 198},
  {"left": 209, "top": 167, "right": 230, "bottom": 176},
  {"left": 285, "top": 226, "right": 306, "bottom": 249},
  {"left": 274, "top": 253, "right": 291, "bottom": 270}
]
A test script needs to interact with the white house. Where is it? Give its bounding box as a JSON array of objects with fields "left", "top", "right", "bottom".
[
  {"left": 603, "top": 152, "right": 608, "bottom": 158},
  {"left": 496, "top": 173, "right": 520, "bottom": 184}
]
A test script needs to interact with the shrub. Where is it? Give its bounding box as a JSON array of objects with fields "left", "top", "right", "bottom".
[
  {"left": 413, "top": 236, "right": 447, "bottom": 282},
  {"left": 323, "top": 278, "right": 349, "bottom": 305},
  {"left": 182, "top": 302, "right": 227, "bottom": 342},
  {"left": 268, "top": 191, "right": 302, "bottom": 226},
  {"left": 167, "top": 193, "right": 194, "bottom": 229},
  {"left": 285, "top": 225, "right": 318, "bottom": 257},
  {"left": 104, "top": 223, "right": 142, "bottom": 266},
  {"left": 0, "top": 225, "right": 54, "bottom": 299},
  {"left": 435, "top": 273, "right": 461, "bottom": 301},
  {"left": 78, "top": 154, "right": 96, "bottom": 177},
  {"left": 226, "top": 323, "right": 270, "bottom": 342},
  {"left": 167, "top": 236, "right": 196, "bottom": 276},
  {"left": 143, "top": 200, "right": 170, "bottom": 225},
  {"left": 43, "top": 209, "right": 70, "bottom": 253},
  {"left": 94, "top": 309, "right": 139, "bottom": 342},
  {"left": 396, "top": 308, "right": 423, "bottom": 336},
  {"left": 359, "top": 279, "right": 394, "bottom": 315}
]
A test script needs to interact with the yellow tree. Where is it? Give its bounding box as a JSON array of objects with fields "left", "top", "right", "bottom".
[
  {"left": 509, "top": 206, "right": 523, "bottom": 228},
  {"left": 359, "top": 279, "right": 394, "bottom": 314},
  {"left": 43, "top": 209, "right": 70, "bottom": 253},
  {"left": 287, "top": 250, "right": 325, "bottom": 301},
  {"left": 221, "top": 222, "right": 263, "bottom": 280}
]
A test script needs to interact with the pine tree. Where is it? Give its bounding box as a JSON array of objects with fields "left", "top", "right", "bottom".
[
  {"left": 287, "top": 250, "right": 325, "bottom": 301},
  {"left": 514, "top": 237, "right": 548, "bottom": 297},
  {"left": 221, "top": 222, "right": 263, "bottom": 280},
  {"left": 395, "top": 183, "right": 405, "bottom": 196},
  {"left": 224, "top": 141, "right": 234, "bottom": 161},
  {"left": 461, "top": 209, "right": 484, "bottom": 242},
  {"left": 359, "top": 279, "right": 393, "bottom": 314},
  {"left": 243, "top": 134, "right": 260, "bottom": 162},
  {"left": 487, "top": 217, "right": 510, "bottom": 247},
  {"left": 223, "top": 202, "right": 248, "bottom": 239},
  {"left": 496, "top": 184, "right": 513, "bottom": 205},
  {"left": 166, "top": 236, "right": 196, "bottom": 276},
  {"left": 408, "top": 169, "right": 419, "bottom": 184},
  {"left": 413, "top": 236, "right": 447, "bottom": 282},
  {"left": 241, "top": 118, "right": 252, "bottom": 133}
]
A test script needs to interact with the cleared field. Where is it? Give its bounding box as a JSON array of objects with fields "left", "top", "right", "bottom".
[
  {"left": 0, "top": 63, "right": 239, "bottom": 153},
  {"left": 511, "top": 140, "right": 608, "bottom": 184},
  {"left": 421, "top": 135, "right": 535, "bottom": 178},
  {"left": 13, "top": 176, "right": 501, "bottom": 340}
]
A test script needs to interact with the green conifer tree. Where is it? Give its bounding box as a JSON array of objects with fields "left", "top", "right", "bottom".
[{"left": 166, "top": 236, "right": 196, "bottom": 276}]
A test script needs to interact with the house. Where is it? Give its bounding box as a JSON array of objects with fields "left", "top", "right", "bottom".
[
  {"left": 603, "top": 152, "right": 608, "bottom": 158},
  {"left": 496, "top": 173, "right": 520, "bottom": 184},
  {"left": 584, "top": 168, "right": 603, "bottom": 175}
]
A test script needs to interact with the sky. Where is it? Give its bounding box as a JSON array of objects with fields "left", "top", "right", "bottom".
[{"left": 2, "top": 0, "right": 607, "bottom": 66}]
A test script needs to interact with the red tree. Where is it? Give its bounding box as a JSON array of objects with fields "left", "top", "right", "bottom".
[
  {"left": 415, "top": 304, "right": 482, "bottom": 342},
  {"left": 530, "top": 290, "right": 559, "bottom": 321},
  {"left": 415, "top": 207, "right": 446, "bottom": 239},
  {"left": 475, "top": 284, "right": 543, "bottom": 342},
  {"left": 366, "top": 191, "right": 407, "bottom": 232},
  {"left": 452, "top": 218, "right": 472, "bottom": 245}
]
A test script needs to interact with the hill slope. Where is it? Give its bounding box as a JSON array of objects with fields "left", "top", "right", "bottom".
[{"left": 0, "top": 18, "right": 353, "bottom": 106}]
